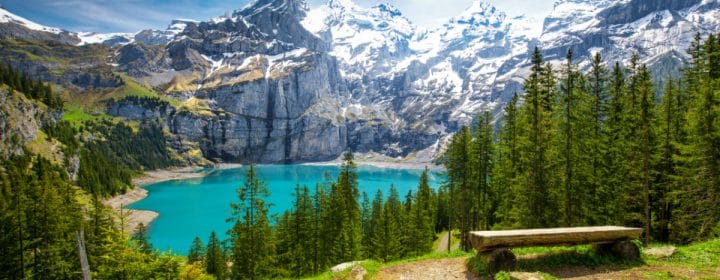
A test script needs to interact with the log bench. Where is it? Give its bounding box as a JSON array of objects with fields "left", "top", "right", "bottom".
[{"left": 469, "top": 226, "right": 643, "bottom": 274}]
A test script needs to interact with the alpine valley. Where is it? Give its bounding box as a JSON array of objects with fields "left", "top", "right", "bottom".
[{"left": 1, "top": 0, "right": 719, "bottom": 164}]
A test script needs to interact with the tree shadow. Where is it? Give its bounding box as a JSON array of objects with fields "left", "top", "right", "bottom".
[{"left": 515, "top": 250, "right": 644, "bottom": 278}]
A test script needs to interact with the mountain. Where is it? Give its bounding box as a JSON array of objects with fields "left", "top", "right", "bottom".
[{"left": 1, "top": 0, "right": 719, "bottom": 164}]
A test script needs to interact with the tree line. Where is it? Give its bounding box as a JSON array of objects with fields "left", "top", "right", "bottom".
[
  {"left": 443, "top": 33, "right": 720, "bottom": 250},
  {"left": 186, "top": 153, "right": 439, "bottom": 279},
  {"left": 47, "top": 119, "right": 176, "bottom": 197},
  {"left": 0, "top": 63, "right": 63, "bottom": 109}
]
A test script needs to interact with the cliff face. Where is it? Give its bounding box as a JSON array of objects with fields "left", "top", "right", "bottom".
[
  {"left": 0, "top": 88, "right": 54, "bottom": 159},
  {"left": 107, "top": 0, "right": 349, "bottom": 163}
]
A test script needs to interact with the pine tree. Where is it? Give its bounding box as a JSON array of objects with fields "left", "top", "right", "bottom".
[
  {"left": 412, "top": 168, "right": 435, "bottom": 255},
  {"left": 328, "top": 152, "right": 363, "bottom": 263},
  {"left": 493, "top": 94, "right": 520, "bottom": 227},
  {"left": 229, "top": 165, "right": 275, "bottom": 279},
  {"left": 654, "top": 77, "right": 685, "bottom": 242},
  {"left": 674, "top": 34, "right": 720, "bottom": 242},
  {"left": 368, "top": 190, "right": 384, "bottom": 260},
  {"left": 361, "top": 191, "right": 372, "bottom": 258},
  {"left": 445, "top": 126, "right": 473, "bottom": 250},
  {"left": 599, "top": 62, "right": 629, "bottom": 225},
  {"left": 188, "top": 236, "right": 205, "bottom": 263},
  {"left": 205, "top": 231, "right": 226, "bottom": 279},
  {"left": 132, "top": 223, "right": 153, "bottom": 254},
  {"left": 514, "top": 47, "right": 559, "bottom": 228},
  {"left": 377, "top": 186, "right": 403, "bottom": 261},
  {"left": 587, "top": 52, "right": 609, "bottom": 224},
  {"left": 472, "top": 111, "right": 495, "bottom": 230},
  {"left": 632, "top": 65, "right": 657, "bottom": 245}
]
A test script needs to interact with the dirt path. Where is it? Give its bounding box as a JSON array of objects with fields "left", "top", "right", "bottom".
[
  {"left": 374, "top": 256, "right": 719, "bottom": 280},
  {"left": 375, "top": 258, "right": 479, "bottom": 280},
  {"left": 436, "top": 232, "right": 451, "bottom": 252}
]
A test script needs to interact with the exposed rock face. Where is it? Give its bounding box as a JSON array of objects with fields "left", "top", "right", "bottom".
[
  {"left": 107, "top": 0, "right": 349, "bottom": 163},
  {"left": 107, "top": 98, "right": 175, "bottom": 121},
  {"left": 0, "top": 88, "right": 52, "bottom": 159}
]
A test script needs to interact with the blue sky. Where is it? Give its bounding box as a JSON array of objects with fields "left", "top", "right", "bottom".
[{"left": 0, "top": 0, "right": 553, "bottom": 33}]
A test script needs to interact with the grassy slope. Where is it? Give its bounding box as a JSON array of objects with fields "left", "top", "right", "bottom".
[{"left": 303, "top": 239, "right": 720, "bottom": 280}]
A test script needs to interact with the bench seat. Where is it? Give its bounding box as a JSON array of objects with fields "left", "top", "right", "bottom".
[{"left": 470, "top": 226, "right": 642, "bottom": 252}]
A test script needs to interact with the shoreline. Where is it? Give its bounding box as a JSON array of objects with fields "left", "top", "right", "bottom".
[
  {"left": 104, "top": 166, "right": 210, "bottom": 234},
  {"left": 303, "top": 160, "right": 444, "bottom": 171}
]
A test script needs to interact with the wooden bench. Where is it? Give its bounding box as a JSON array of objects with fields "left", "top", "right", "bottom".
[{"left": 470, "top": 226, "right": 643, "bottom": 274}]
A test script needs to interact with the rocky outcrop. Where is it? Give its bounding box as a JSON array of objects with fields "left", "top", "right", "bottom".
[
  {"left": 107, "top": 96, "right": 175, "bottom": 121},
  {"left": 0, "top": 88, "right": 52, "bottom": 159}
]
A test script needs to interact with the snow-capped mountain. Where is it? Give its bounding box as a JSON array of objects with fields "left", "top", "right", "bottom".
[
  {"left": 302, "top": 0, "right": 416, "bottom": 81},
  {"left": 2, "top": 0, "right": 720, "bottom": 163},
  {"left": 0, "top": 6, "right": 193, "bottom": 47},
  {"left": 76, "top": 19, "right": 197, "bottom": 47}
]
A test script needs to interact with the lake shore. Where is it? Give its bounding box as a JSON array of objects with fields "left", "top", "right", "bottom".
[
  {"left": 304, "top": 160, "right": 444, "bottom": 171},
  {"left": 104, "top": 166, "right": 210, "bottom": 234}
]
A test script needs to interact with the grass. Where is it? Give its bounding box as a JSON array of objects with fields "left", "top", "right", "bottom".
[
  {"left": 62, "top": 104, "right": 106, "bottom": 123},
  {"left": 659, "top": 239, "right": 720, "bottom": 268},
  {"left": 467, "top": 243, "right": 644, "bottom": 278},
  {"left": 296, "top": 239, "right": 720, "bottom": 280}
]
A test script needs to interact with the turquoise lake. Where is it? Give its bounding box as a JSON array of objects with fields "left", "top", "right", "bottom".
[{"left": 129, "top": 164, "right": 444, "bottom": 254}]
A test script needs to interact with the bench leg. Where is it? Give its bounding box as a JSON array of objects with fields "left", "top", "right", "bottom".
[
  {"left": 611, "top": 240, "right": 640, "bottom": 260},
  {"left": 598, "top": 240, "right": 640, "bottom": 260},
  {"left": 481, "top": 248, "right": 517, "bottom": 274}
]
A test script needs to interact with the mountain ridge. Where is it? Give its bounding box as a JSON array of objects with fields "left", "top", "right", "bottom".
[{"left": 1, "top": 0, "right": 718, "bottom": 163}]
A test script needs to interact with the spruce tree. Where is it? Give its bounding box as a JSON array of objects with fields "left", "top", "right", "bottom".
[
  {"left": 132, "top": 223, "right": 153, "bottom": 254},
  {"left": 633, "top": 65, "right": 656, "bottom": 245},
  {"left": 368, "top": 190, "right": 384, "bottom": 260},
  {"left": 473, "top": 111, "right": 495, "bottom": 230},
  {"left": 445, "top": 127, "right": 473, "bottom": 250},
  {"left": 188, "top": 236, "right": 205, "bottom": 263},
  {"left": 329, "top": 152, "right": 363, "bottom": 262},
  {"left": 493, "top": 94, "right": 520, "bottom": 227},
  {"left": 412, "top": 168, "right": 435, "bottom": 254},
  {"left": 655, "top": 77, "right": 685, "bottom": 242},
  {"left": 514, "top": 47, "right": 558, "bottom": 228},
  {"left": 229, "top": 165, "right": 275, "bottom": 279},
  {"left": 205, "top": 231, "right": 226, "bottom": 279},
  {"left": 587, "top": 52, "right": 609, "bottom": 224}
]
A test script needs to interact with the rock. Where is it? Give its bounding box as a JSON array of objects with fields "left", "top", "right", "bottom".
[
  {"left": 509, "top": 272, "right": 544, "bottom": 280},
  {"left": 610, "top": 240, "right": 641, "bottom": 260},
  {"left": 331, "top": 261, "right": 362, "bottom": 273},
  {"left": 482, "top": 248, "right": 517, "bottom": 275},
  {"left": 0, "top": 88, "right": 53, "bottom": 159},
  {"left": 644, "top": 246, "right": 677, "bottom": 259},
  {"left": 349, "top": 266, "right": 367, "bottom": 280}
]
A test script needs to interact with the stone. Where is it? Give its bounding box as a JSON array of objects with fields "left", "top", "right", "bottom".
[
  {"left": 349, "top": 266, "right": 367, "bottom": 280},
  {"left": 509, "top": 272, "right": 544, "bottom": 280},
  {"left": 331, "top": 261, "right": 362, "bottom": 273},
  {"left": 482, "top": 248, "right": 517, "bottom": 275},
  {"left": 610, "top": 240, "right": 641, "bottom": 260},
  {"left": 644, "top": 246, "right": 676, "bottom": 259}
]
